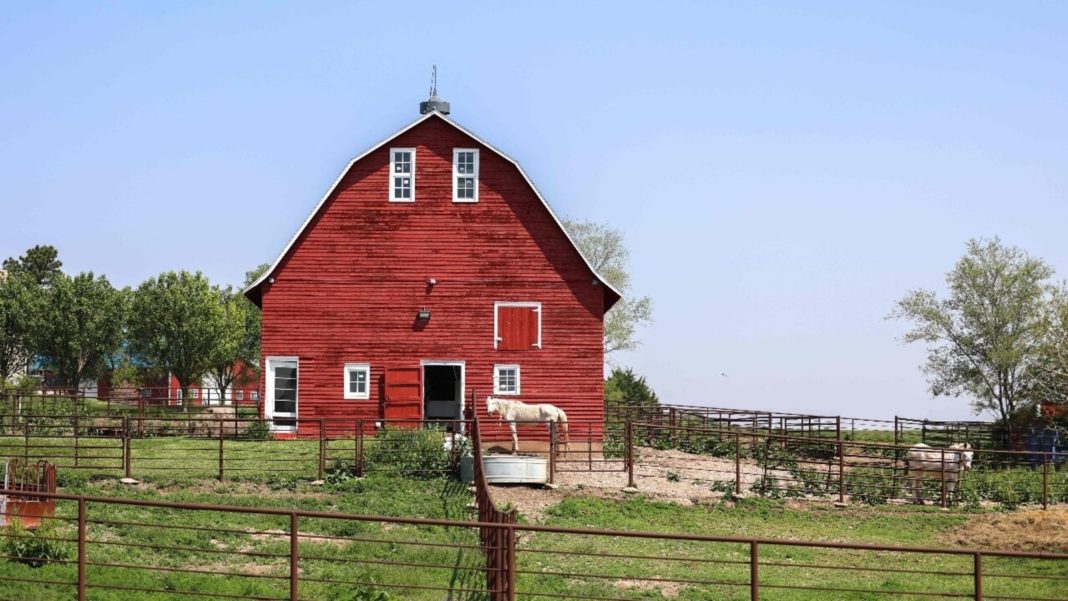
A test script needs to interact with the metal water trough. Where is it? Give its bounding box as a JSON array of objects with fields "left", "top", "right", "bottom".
[{"left": 482, "top": 454, "right": 548, "bottom": 484}]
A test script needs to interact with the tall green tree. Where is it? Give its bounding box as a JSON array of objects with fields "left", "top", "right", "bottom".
[
  {"left": 604, "top": 367, "right": 660, "bottom": 411},
  {"left": 563, "top": 220, "right": 653, "bottom": 356},
  {"left": 242, "top": 263, "right": 268, "bottom": 365},
  {"left": 1032, "top": 288, "right": 1068, "bottom": 405},
  {"left": 206, "top": 286, "right": 258, "bottom": 402},
  {"left": 3, "top": 245, "right": 63, "bottom": 287},
  {"left": 36, "top": 272, "right": 126, "bottom": 387},
  {"left": 890, "top": 238, "right": 1054, "bottom": 426},
  {"left": 0, "top": 273, "right": 42, "bottom": 384},
  {"left": 128, "top": 271, "right": 224, "bottom": 409}
]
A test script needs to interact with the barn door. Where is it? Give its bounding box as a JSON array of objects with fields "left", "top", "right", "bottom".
[
  {"left": 383, "top": 366, "right": 423, "bottom": 425},
  {"left": 496, "top": 304, "right": 541, "bottom": 350}
]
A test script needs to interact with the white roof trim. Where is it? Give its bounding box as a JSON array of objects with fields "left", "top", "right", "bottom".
[{"left": 244, "top": 111, "right": 622, "bottom": 301}]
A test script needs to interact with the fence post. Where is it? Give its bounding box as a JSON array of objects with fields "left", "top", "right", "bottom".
[
  {"left": 506, "top": 524, "right": 517, "bottom": 601},
  {"left": 74, "top": 411, "right": 80, "bottom": 468},
  {"left": 290, "top": 512, "right": 299, "bottom": 601},
  {"left": 835, "top": 416, "right": 841, "bottom": 442},
  {"left": 356, "top": 419, "right": 364, "bottom": 477},
  {"left": 123, "top": 417, "right": 132, "bottom": 479},
  {"left": 749, "top": 541, "right": 759, "bottom": 601},
  {"left": 940, "top": 447, "right": 947, "bottom": 508},
  {"left": 838, "top": 439, "right": 845, "bottom": 504},
  {"left": 77, "top": 497, "right": 87, "bottom": 601},
  {"left": 625, "top": 419, "right": 635, "bottom": 489},
  {"left": 23, "top": 419, "right": 29, "bottom": 463},
  {"left": 218, "top": 419, "right": 225, "bottom": 482},
  {"left": 548, "top": 421, "right": 557, "bottom": 485},
  {"left": 973, "top": 552, "right": 983, "bottom": 601},
  {"left": 587, "top": 422, "right": 593, "bottom": 472},
  {"left": 1042, "top": 454, "right": 1049, "bottom": 511},
  {"left": 318, "top": 419, "right": 326, "bottom": 481},
  {"left": 734, "top": 433, "right": 742, "bottom": 495}
]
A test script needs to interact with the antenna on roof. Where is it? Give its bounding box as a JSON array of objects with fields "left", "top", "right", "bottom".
[{"left": 419, "top": 64, "right": 451, "bottom": 115}]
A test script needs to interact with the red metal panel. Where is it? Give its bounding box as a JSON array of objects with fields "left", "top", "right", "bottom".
[{"left": 383, "top": 367, "right": 422, "bottom": 421}]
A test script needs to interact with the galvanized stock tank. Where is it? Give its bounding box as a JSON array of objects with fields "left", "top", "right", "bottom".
[{"left": 481, "top": 454, "right": 548, "bottom": 484}]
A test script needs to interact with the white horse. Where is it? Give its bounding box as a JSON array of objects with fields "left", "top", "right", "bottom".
[
  {"left": 486, "top": 397, "right": 570, "bottom": 455},
  {"left": 904, "top": 443, "right": 974, "bottom": 504}
]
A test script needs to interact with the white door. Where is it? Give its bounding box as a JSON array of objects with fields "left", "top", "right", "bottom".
[{"left": 266, "top": 357, "right": 298, "bottom": 431}]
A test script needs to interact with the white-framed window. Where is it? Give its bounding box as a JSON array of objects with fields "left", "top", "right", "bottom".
[
  {"left": 494, "top": 301, "right": 542, "bottom": 350},
  {"left": 453, "top": 148, "right": 479, "bottom": 203},
  {"left": 190, "top": 389, "right": 199, "bottom": 400},
  {"left": 389, "top": 148, "right": 416, "bottom": 202},
  {"left": 236, "top": 390, "right": 244, "bottom": 401},
  {"left": 344, "top": 363, "right": 371, "bottom": 400},
  {"left": 493, "top": 364, "right": 520, "bottom": 395},
  {"left": 251, "top": 391, "right": 260, "bottom": 402}
]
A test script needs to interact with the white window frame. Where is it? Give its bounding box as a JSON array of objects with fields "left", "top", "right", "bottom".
[
  {"left": 236, "top": 390, "right": 244, "bottom": 401},
  {"left": 493, "top": 301, "right": 542, "bottom": 350},
  {"left": 493, "top": 364, "right": 521, "bottom": 395},
  {"left": 344, "top": 363, "right": 371, "bottom": 400},
  {"left": 190, "top": 388, "right": 199, "bottom": 400},
  {"left": 389, "top": 147, "right": 416, "bottom": 202},
  {"left": 452, "top": 148, "right": 479, "bottom": 203}
]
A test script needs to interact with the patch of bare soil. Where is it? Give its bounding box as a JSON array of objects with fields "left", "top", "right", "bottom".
[
  {"left": 614, "top": 578, "right": 685, "bottom": 598},
  {"left": 941, "top": 507, "right": 1068, "bottom": 553},
  {"left": 488, "top": 446, "right": 789, "bottom": 521}
]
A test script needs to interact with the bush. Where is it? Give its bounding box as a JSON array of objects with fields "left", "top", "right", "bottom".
[
  {"left": 2, "top": 519, "right": 70, "bottom": 568},
  {"left": 244, "top": 419, "right": 273, "bottom": 441},
  {"left": 363, "top": 427, "right": 454, "bottom": 479}
]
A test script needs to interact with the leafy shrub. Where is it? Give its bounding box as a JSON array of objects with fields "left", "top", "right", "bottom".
[
  {"left": 2, "top": 519, "right": 70, "bottom": 567},
  {"left": 363, "top": 427, "right": 453, "bottom": 479},
  {"left": 244, "top": 419, "right": 273, "bottom": 441},
  {"left": 666, "top": 471, "right": 680, "bottom": 483}
]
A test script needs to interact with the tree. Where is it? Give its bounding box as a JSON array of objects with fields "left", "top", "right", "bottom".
[
  {"left": 0, "top": 273, "right": 42, "bottom": 384},
  {"left": 3, "top": 245, "right": 63, "bottom": 287},
  {"left": 563, "top": 220, "right": 652, "bottom": 355},
  {"left": 128, "top": 271, "right": 224, "bottom": 409},
  {"left": 604, "top": 367, "right": 660, "bottom": 411},
  {"left": 206, "top": 286, "right": 258, "bottom": 403},
  {"left": 242, "top": 263, "right": 268, "bottom": 365},
  {"left": 890, "top": 238, "right": 1054, "bottom": 427},
  {"left": 1032, "top": 288, "right": 1068, "bottom": 405},
  {"left": 35, "top": 272, "right": 126, "bottom": 387}
]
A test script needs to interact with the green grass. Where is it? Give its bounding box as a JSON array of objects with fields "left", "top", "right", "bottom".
[{"left": 0, "top": 431, "right": 1065, "bottom": 600}]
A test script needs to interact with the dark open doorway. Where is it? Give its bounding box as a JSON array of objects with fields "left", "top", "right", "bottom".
[{"left": 423, "top": 363, "right": 463, "bottom": 429}]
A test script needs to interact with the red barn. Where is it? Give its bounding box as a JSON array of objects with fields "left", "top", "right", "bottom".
[{"left": 245, "top": 97, "right": 620, "bottom": 440}]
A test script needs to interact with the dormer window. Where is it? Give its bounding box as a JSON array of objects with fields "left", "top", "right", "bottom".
[
  {"left": 390, "top": 148, "right": 415, "bottom": 202},
  {"left": 453, "top": 148, "right": 479, "bottom": 203}
]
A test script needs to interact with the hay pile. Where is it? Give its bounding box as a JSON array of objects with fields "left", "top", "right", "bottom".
[{"left": 942, "top": 507, "right": 1068, "bottom": 553}]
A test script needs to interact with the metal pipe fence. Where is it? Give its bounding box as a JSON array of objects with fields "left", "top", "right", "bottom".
[{"left": 0, "top": 489, "right": 1065, "bottom": 601}]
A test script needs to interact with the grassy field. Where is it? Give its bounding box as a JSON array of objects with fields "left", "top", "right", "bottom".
[{"left": 0, "top": 433, "right": 1065, "bottom": 600}]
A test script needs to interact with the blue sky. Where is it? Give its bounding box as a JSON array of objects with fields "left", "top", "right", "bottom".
[{"left": 2, "top": 2, "right": 1066, "bottom": 420}]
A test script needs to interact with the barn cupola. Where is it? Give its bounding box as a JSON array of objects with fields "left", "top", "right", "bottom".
[{"left": 419, "top": 65, "right": 450, "bottom": 115}]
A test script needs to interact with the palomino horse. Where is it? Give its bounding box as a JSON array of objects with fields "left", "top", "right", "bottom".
[
  {"left": 904, "top": 443, "right": 974, "bottom": 504},
  {"left": 486, "top": 397, "right": 570, "bottom": 455}
]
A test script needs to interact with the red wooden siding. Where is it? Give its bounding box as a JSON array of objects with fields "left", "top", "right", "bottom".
[{"left": 255, "top": 115, "right": 608, "bottom": 440}]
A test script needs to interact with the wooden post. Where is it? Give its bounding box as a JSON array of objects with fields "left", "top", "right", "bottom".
[
  {"left": 750, "top": 541, "right": 759, "bottom": 601},
  {"left": 290, "top": 512, "right": 299, "bottom": 601},
  {"left": 973, "top": 552, "right": 983, "bottom": 601},
  {"left": 77, "top": 497, "right": 87, "bottom": 601}
]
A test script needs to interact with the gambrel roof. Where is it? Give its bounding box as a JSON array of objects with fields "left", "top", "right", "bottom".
[{"left": 244, "top": 111, "right": 622, "bottom": 309}]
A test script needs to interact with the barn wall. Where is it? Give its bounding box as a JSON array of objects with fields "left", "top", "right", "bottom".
[{"left": 260, "top": 117, "right": 606, "bottom": 440}]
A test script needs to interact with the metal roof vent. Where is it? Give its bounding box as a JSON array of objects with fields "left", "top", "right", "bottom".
[{"left": 419, "top": 65, "right": 450, "bottom": 115}]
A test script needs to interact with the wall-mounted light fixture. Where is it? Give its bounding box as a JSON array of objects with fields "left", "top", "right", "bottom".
[
  {"left": 426, "top": 277, "right": 437, "bottom": 286},
  {"left": 416, "top": 308, "right": 431, "bottom": 321}
]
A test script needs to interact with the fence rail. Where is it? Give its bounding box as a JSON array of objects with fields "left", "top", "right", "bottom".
[{"left": 1, "top": 488, "right": 1065, "bottom": 601}]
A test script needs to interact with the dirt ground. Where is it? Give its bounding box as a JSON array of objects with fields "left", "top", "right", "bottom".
[
  {"left": 489, "top": 446, "right": 788, "bottom": 521},
  {"left": 940, "top": 507, "right": 1068, "bottom": 553}
]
